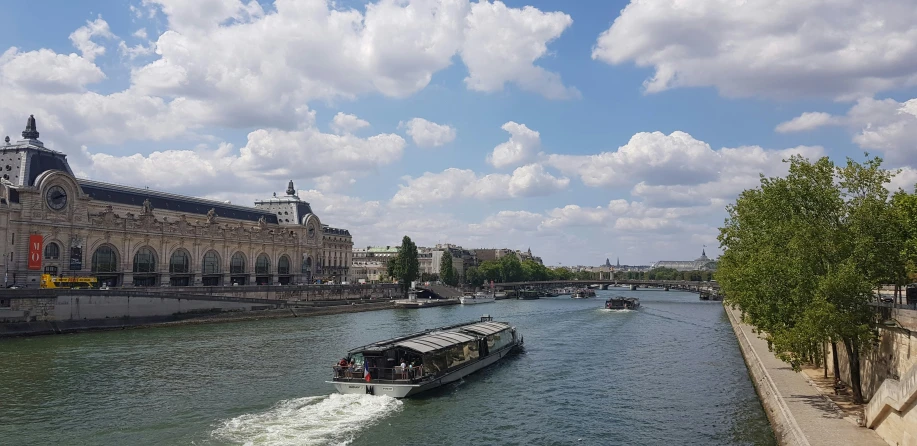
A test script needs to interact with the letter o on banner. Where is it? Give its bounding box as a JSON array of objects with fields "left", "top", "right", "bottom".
[{"left": 28, "top": 235, "right": 43, "bottom": 270}]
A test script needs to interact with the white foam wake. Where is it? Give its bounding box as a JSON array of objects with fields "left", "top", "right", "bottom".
[{"left": 212, "top": 394, "right": 403, "bottom": 446}]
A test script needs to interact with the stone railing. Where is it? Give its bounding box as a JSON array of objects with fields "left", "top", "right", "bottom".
[{"left": 865, "top": 361, "right": 917, "bottom": 443}]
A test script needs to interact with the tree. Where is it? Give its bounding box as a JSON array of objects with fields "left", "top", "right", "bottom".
[
  {"left": 521, "top": 259, "right": 550, "bottom": 281},
  {"left": 717, "top": 154, "right": 895, "bottom": 403},
  {"left": 390, "top": 236, "right": 419, "bottom": 298},
  {"left": 439, "top": 253, "right": 457, "bottom": 286},
  {"left": 552, "top": 267, "right": 573, "bottom": 280},
  {"left": 499, "top": 254, "right": 523, "bottom": 282},
  {"left": 465, "top": 266, "right": 482, "bottom": 287}
]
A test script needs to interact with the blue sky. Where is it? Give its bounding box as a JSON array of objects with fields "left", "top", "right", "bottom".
[{"left": 1, "top": 0, "right": 916, "bottom": 266}]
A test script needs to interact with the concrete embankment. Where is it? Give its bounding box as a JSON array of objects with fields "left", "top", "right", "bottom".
[
  {"left": 0, "top": 300, "right": 396, "bottom": 337},
  {"left": 724, "top": 304, "right": 886, "bottom": 446},
  {"left": 0, "top": 284, "right": 403, "bottom": 338}
]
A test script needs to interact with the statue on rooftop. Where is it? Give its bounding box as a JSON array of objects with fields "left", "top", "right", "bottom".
[
  {"left": 22, "top": 114, "right": 39, "bottom": 140},
  {"left": 206, "top": 208, "right": 216, "bottom": 224},
  {"left": 141, "top": 198, "right": 153, "bottom": 215},
  {"left": 286, "top": 180, "right": 296, "bottom": 196}
]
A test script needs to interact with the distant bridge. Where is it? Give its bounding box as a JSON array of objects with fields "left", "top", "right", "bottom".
[
  {"left": 493, "top": 279, "right": 719, "bottom": 290},
  {"left": 491, "top": 280, "right": 722, "bottom": 300}
]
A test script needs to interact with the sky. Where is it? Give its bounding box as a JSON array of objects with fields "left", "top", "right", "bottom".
[{"left": 1, "top": 0, "right": 916, "bottom": 267}]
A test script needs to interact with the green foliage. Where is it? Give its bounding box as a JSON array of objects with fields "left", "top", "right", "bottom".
[
  {"left": 551, "top": 267, "right": 573, "bottom": 280},
  {"left": 716, "top": 154, "right": 899, "bottom": 403},
  {"left": 439, "top": 254, "right": 458, "bottom": 286},
  {"left": 499, "top": 255, "right": 524, "bottom": 282},
  {"left": 388, "top": 236, "right": 419, "bottom": 298},
  {"left": 464, "top": 266, "right": 481, "bottom": 286}
]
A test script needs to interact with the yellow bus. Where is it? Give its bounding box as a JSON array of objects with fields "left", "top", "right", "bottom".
[{"left": 40, "top": 274, "right": 99, "bottom": 289}]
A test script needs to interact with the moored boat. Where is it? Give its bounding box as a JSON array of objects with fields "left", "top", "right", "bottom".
[
  {"left": 572, "top": 288, "right": 596, "bottom": 298},
  {"left": 460, "top": 292, "right": 496, "bottom": 305},
  {"left": 605, "top": 296, "right": 640, "bottom": 310},
  {"left": 327, "top": 315, "right": 523, "bottom": 398}
]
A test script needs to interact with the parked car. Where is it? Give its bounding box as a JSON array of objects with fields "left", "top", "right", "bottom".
[{"left": 880, "top": 296, "right": 894, "bottom": 303}]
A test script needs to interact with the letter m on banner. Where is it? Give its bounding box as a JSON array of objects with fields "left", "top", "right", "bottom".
[{"left": 28, "top": 235, "right": 43, "bottom": 270}]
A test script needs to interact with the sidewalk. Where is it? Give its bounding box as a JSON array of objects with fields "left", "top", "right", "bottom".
[{"left": 725, "top": 305, "right": 887, "bottom": 446}]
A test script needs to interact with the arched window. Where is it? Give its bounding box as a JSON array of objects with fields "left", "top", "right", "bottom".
[
  {"left": 133, "top": 247, "right": 157, "bottom": 273},
  {"left": 278, "top": 255, "right": 290, "bottom": 275},
  {"left": 302, "top": 257, "right": 312, "bottom": 273},
  {"left": 230, "top": 252, "right": 246, "bottom": 274},
  {"left": 255, "top": 254, "right": 271, "bottom": 275},
  {"left": 202, "top": 250, "right": 220, "bottom": 274},
  {"left": 169, "top": 250, "right": 190, "bottom": 274},
  {"left": 44, "top": 242, "right": 60, "bottom": 260},
  {"left": 91, "top": 246, "right": 118, "bottom": 272}
]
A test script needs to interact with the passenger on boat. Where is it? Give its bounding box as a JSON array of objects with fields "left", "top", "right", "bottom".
[{"left": 400, "top": 360, "right": 408, "bottom": 379}]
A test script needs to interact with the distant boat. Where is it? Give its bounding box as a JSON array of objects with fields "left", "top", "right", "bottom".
[
  {"left": 460, "top": 292, "right": 495, "bottom": 305},
  {"left": 605, "top": 296, "right": 640, "bottom": 310},
  {"left": 327, "top": 315, "right": 523, "bottom": 398},
  {"left": 572, "top": 289, "right": 596, "bottom": 298}
]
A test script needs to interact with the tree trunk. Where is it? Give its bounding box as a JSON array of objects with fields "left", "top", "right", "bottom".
[
  {"left": 831, "top": 341, "right": 840, "bottom": 380},
  {"left": 823, "top": 342, "right": 828, "bottom": 379},
  {"left": 842, "top": 338, "right": 865, "bottom": 404}
]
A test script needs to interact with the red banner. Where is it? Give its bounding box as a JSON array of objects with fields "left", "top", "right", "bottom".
[{"left": 28, "top": 235, "right": 43, "bottom": 270}]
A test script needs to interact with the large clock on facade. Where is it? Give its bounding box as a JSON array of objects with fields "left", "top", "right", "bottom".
[
  {"left": 308, "top": 225, "right": 315, "bottom": 239},
  {"left": 46, "top": 185, "right": 68, "bottom": 210}
]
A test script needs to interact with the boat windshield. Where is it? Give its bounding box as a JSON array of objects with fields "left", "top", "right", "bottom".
[{"left": 350, "top": 352, "right": 364, "bottom": 368}]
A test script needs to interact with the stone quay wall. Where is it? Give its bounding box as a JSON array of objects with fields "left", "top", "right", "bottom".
[
  {"left": 830, "top": 307, "right": 917, "bottom": 401},
  {"left": 0, "top": 283, "right": 401, "bottom": 337},
  {"left": 831, "top": 307, "right": 917, "bottom": 445}
]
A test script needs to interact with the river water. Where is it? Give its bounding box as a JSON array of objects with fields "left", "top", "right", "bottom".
[{"left": 1, "top": 289, "right": 775, "bottom": 446}]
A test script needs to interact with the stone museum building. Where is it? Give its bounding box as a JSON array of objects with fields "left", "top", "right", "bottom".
[{"left": 0, "top": 116, "right": 352, "bottom": 288}]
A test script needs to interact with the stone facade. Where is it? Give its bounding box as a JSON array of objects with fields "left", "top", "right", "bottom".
[
  {"left": 0, "top": 116, "right": 352, "bottom": 288},
  {"left": 351, "top": 246, "right": 399, "bottom": 283}
]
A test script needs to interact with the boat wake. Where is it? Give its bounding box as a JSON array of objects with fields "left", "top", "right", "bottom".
[
  {"left": 211, "top": 394, "right": 402, "bottom": 446},
  {"left": 599, "top": 308, "right": 633, "bottom": 313}
]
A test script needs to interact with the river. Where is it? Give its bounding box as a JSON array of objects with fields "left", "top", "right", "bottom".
[{"left": 1, "top": 288, "right": 775, "bottom": 445}]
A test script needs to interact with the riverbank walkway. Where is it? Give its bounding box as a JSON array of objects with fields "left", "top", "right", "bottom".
[{"left": 725, "top": 305, "right": 887, "bottom": 446}]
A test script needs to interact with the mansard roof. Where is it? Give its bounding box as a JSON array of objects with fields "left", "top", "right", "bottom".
[
  {"left": 322, "top": 226, "right": 350, "bottom": 236},
  {"left": 78, "top": 179, "right": 279, "bottom": 224}
]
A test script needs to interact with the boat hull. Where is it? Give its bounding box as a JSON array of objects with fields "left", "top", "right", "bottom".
[
  {"left": 327, "top": 343, "right": 519, "bottom": 398},
  {"left": 459, "top": 296, "right": 495, "bottom": 305}
]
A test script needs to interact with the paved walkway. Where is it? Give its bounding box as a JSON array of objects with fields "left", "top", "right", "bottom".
[{"left": 726, "top": 306, "right": 887, "bottom": 446}]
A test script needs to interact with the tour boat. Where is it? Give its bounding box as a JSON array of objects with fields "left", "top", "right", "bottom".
[
  {"left": 605, "top": 296, "right": 640, "bottom": 310},
  {"left": 460, "top": 292, "right": 496, "bottom": 305},
  {"left": 572, "top": 289, "right": 596, "bottom": 298},
  {"left": 328, "top": 315, "right": 523, "bottom": 398}
]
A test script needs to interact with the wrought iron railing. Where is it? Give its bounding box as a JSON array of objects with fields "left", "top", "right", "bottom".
[{"left": 332, "top": 365, "right": 426, "bottom": 382}]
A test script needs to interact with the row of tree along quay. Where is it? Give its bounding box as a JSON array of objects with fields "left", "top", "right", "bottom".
[{"left": 717, "top": 154, "right": 917, "bottom": 404}]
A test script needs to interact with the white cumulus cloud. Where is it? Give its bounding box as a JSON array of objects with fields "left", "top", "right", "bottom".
[
  {"left": 488, "top": 121, "right": 541, "bottom": 168},
  {"left": 391, "top": 163, "right": 568, "bottom": 207},
  {"left": 772, "top": 97, "right": 917, "bottom": 166},
  {"left": 401, "top": 118, "right": 456, "bottom": 148},
  {"left": 775, "top": 112, "right": 838, "bottom": 133},
  {"left": 69, "top": 16, "right": 116, "bottom": 62},
  {"left": 331, "top": 112, "right": 370, "bottom": 135},
  {"left": 592, "top": 0, "right": 917, "bottom": 100},
  {"left": 462, "top": 1, "right": 579, "bottom": 99}
]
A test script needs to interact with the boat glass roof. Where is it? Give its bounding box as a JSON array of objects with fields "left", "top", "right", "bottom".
[
  {"left": 395, "top": 332, "right": 478, "bottom": 353},
  {"left": 461, "top": 322, "right": 509, "bottom": 336}
]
